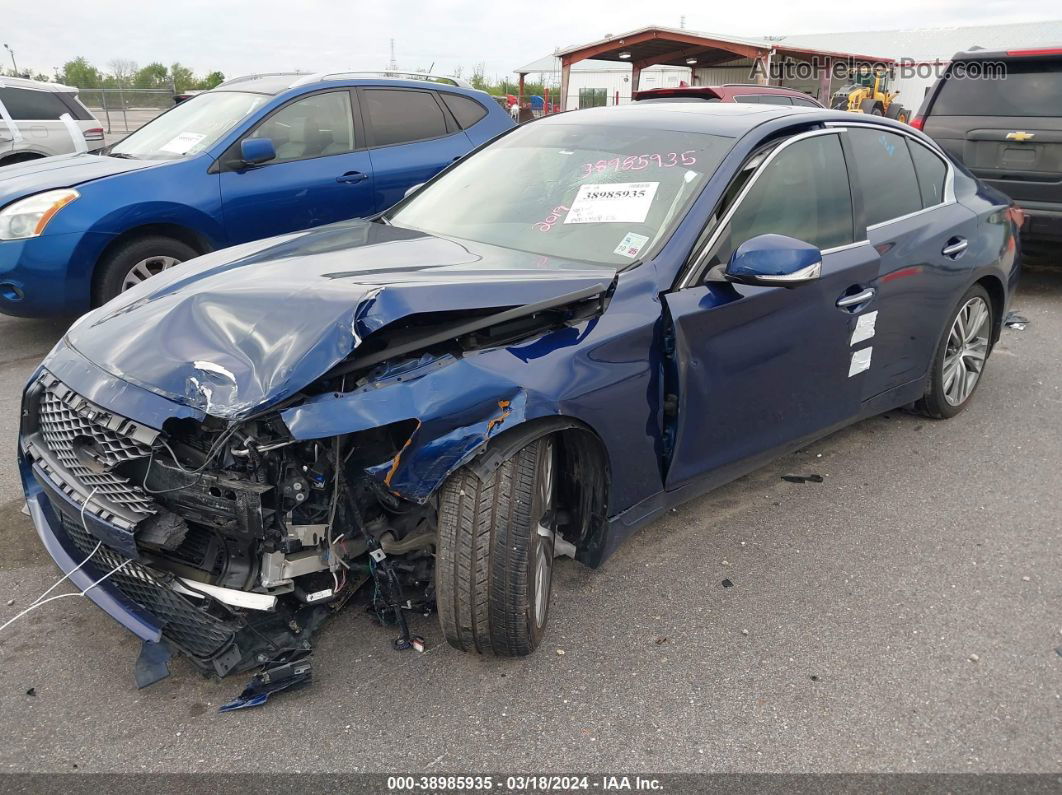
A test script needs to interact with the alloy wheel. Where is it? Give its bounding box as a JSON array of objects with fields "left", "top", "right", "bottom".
[
  {"left": 121, "top": 255, "right": 182, "bottom": 291},
  {"left": 943, "top": 296, "right": 990, "bottom": 406},
  {"left": 532, "top": 439, "right": 555, "bottom": 629}
]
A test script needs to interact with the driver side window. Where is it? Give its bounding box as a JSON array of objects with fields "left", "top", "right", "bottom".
[
  {"left": 249, "top": 91, "right": 356, "bottom": 164},
  {"left": 706, "top": 133, "right": 855, "bottom": 268}
]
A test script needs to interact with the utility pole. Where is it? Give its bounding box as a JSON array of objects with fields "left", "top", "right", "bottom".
[
  {"left": 679, "top": 16, "right": 686, "bottom": 30},
  {"left": 3, "top": 44, "right": 18, "bottom": 75},
  {"left": 388, "top": 39, "right": 398, "bottom": 72}
]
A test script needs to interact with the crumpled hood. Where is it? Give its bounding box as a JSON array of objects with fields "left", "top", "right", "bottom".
[
  {"left": 0, "top": 152, "right": 156, "bottom": 207},
  {"left": 64, "top": 220, "right": 615, "bottom": 420}
]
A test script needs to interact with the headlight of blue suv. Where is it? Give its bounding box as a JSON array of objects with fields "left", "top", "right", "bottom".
[{"left": 0, "top": 189, "right": 80, "bottom": 240}]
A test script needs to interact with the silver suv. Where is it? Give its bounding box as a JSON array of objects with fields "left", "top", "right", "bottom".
[{"left": 0, "top": 77, "right": 104, "bottom": 166}]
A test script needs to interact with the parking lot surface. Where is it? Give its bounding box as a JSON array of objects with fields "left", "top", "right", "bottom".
[{"left": 0, "top": 266, "right": 1059, "bottom": 773}]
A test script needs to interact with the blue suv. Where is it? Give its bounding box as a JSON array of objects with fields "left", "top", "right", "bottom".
[{"left": 0, "top": 72, "right": 513, "bottom": 317}]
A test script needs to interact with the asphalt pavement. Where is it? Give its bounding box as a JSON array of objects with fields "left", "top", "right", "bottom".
[{"left": 0, "top": 266, "right": 1059, "bottom": 773}]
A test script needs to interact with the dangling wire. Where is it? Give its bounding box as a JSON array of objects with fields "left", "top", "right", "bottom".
[{"left": 0, "top": 488, "right": 131, "bottom": 634}]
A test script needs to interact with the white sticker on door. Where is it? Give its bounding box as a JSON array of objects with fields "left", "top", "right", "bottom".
[
  {"left": 848, "top": 347, "right": 873, "bottom": 377},
  {"left": 564, "top": 182, "right": 659, "bottom": 224},
  {"left": 850, "top": 310, "right": 878, "bottom": 346},
  {"left": 159, "top": 131, "right": 207, "bottom": 155},
  {"left": 613, "top": 232, "right": 650, "bottom": 258}
]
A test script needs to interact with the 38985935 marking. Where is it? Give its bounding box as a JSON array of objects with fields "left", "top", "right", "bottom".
[{"left": 580, "top": 151, "right": 697, "bottom": 176}]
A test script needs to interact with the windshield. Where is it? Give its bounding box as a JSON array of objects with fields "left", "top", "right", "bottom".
[
  {"left": 388, "top": 122, "right": 733, "bottom": 266},
  {"left": 110, "top": 91, "right": 269, "bottom": 160}
]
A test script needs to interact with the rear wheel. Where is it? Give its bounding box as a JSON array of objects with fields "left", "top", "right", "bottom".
[
  {"left": 94, "top": 235, "right": 197, "bottom": 306},
  {"left": 860, "top": 98, "right": 884, "bottom": 116},
  {"left": 915, "top": 285, "right": 994, "bottom": 419},
  {"left": 436, "top": 436, "right": 556, "bottom": 656},
  {"left": 886, "top": 104, "right": 909, "bottom": 123}
]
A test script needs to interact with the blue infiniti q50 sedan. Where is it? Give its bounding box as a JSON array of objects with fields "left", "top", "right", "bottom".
[
  {"left": 17, "top": 103, "right": 1020, "bottom": 683},
  {"left": 0, "top": 72, "right": 513, "bottom": 317}
]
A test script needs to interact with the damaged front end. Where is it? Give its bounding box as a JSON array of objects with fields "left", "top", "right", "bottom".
[
  {"left": 18, "top": 241, "right": 615, "bottom": 685},
  {"left": 20, "top": 368, "right": 444, "bottom": 680}
]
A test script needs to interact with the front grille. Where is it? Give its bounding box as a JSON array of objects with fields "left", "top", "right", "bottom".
[
  {"left": 33, "top": 377, "right": 156, "bottom": 521},
  {"left": 60, "top": 514, "right": 238, "bottom": 660}
]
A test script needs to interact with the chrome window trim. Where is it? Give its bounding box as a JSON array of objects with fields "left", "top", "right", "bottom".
[
  {"left": 865, "top": 200, "right": 957, "bottom": 232},
  {"left": 820, "top": 239, "right": 871, "bottom": 255},
  {"left": 678, "top": 127, "right": 849, "bottom": 290}
]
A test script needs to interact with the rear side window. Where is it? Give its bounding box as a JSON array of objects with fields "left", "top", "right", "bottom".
[
  {"left": 847, "top": 128, "right": 922, "bottom": 225},
  {"left": 56, "top": 93, "right": 95, "bottom": 121},
  {"left": 0, "top": 87, "right": 69, "bottom": 120},
  {"left": 440, "top": 93, "right": 488, "bottom": 128},
  {"left": 908, "top": 140, "right": 948, "bottom": 207},
  {"left": 932, "top": 59, "right": 1062, "bottom": 116},
  {"left": 364, "top": 89, "right": 448, "bottom": 147},
  {"left": 791, "top": 97, "right": 820, "bottom": 108},
  {"left": 709, "top": 133, "right": 854, "bottom": 264}
]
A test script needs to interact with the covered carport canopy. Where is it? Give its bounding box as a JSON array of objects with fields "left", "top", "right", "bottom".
[{"left": 547, "top": 26, "right": 895, "bottom": 110}]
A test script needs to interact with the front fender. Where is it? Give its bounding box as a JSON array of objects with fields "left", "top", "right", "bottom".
[{"left": 280, "top": 353, "right": 569, "bottom": 503}]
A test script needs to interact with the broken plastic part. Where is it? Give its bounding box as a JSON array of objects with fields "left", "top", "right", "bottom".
[
  {"left": 134, "top": 638, "right": 173, "bottom": 688},
  {"left": 782, "top": 474, "right": 824, "bottom": 483},
  {"left": 219, "top": 655, "right": 313, "bottom": 712}
]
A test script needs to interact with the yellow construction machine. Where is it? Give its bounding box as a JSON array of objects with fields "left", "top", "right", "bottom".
[{"left": 831, "top": 69, "right": 910, "bottom": 123}]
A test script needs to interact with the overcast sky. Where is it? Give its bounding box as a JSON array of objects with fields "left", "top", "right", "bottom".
[{"left": 4, "top": 0, "right": 1059, "bottom": 81}]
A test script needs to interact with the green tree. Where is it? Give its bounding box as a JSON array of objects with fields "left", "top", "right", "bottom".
[
  {"left": 169, "top": 62, "right": 195, "bottom": 92},
  {"left": 59, "top": 57, "right": 102, "bottom": 88},
  {"left": 199, "top": 70, "right": 225, "bottom": 90},
  {"left": 134, "top": 62, "right": 169, "bottom": 89}
]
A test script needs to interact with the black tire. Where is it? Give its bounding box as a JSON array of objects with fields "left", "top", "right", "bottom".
[
  {"left": 886, "top": 104, "right": 908, "bottom": 123},
  {"left": 1022, "top": 243, "right": 1058, "bottom": 267},
  {"left": 436, "top": 436, "right": 556, "bottom": 656},
  {"left": 914, "top": 284, "right": 994, "bottom": 419},
  {"left": 860, "top": 98, "right": 884, "bottom": 116},
  {"left": 0, "top": 152, "right": 45, "bottom": 168},
  {"left": 93, "top": 235, "right": 197, "bottom": 306}
]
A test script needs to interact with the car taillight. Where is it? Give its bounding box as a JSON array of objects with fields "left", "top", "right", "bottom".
[
  {"left": 909, "top": 116, "right": 924, "bottom": 130},
  {"left": 83, "top": 128, "right": 105, "bottom": 141},
  {"left": 1006, "top": 206, "right": 1026, "bottom": 229}
]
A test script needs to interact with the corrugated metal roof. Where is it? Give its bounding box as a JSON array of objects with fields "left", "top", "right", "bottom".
[
  {"left": 775, "top": 20, "right": 1062, "bottom": 63},
  {"left": 518, "top": 20, "right": 1062, "bottom": 74}
]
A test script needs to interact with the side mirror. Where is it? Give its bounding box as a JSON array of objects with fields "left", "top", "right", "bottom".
[
  {"left": 403, "top": 182, "right": 425, "bottom": 199},
  {"left": 724, "top": 233, "right": 822, "bottom": 287},
  {"left": 240, "top": 137, "right": 276, "bottom": 166}
]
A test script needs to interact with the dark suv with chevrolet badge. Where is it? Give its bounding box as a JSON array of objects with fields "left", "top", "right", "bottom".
[{"left": 914, "top": 47, "right": 1062, "bottom": 253}]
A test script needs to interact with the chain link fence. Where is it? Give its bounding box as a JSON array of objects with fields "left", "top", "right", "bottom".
[{"left": 77, "top": 88, "right": 176, "bottom": 137}]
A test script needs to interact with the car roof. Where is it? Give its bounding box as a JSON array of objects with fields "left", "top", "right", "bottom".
[
  {"left": 540, "top": 101, "right": 828, "bottom": 136},
  {"left": 0, "top": 76, "right": 78, "bottom": 93},
  {"left": 213, "top": 71, "right": 478, "bottom": 96}
]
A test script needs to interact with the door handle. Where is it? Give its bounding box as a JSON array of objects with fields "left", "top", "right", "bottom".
[
  {"left": 942, "top": 237, "right": 968, "bottom": 258},
  {"left": 336, "top": 171, "right": 368, "bottom": 184},
  {"left": 837, "top": 288, "right": 875, "bottom": 308}
]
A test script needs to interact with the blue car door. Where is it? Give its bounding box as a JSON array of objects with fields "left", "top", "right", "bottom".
[
  {"left": 358, "top": 87, "right": 473, "bottom": 212},
  {"left": 844, "top": 126, "right": 981, "bottom": 399},
  {"left": 218, "top": 89, "right": 375, "bottom": 245},
  {"left": 662, "top": 129, "right": 881, "bottom": 491}
]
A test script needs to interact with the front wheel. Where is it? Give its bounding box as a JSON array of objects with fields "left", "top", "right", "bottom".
[
  {"left": 915, "top": 285, "right": 994, "bottom": 419},
  {"left": 436, "top": 436, "right": 556, "bottom": 656},
  {"left": 94, "top": 235, "right": 197, "bottom": 306}
]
